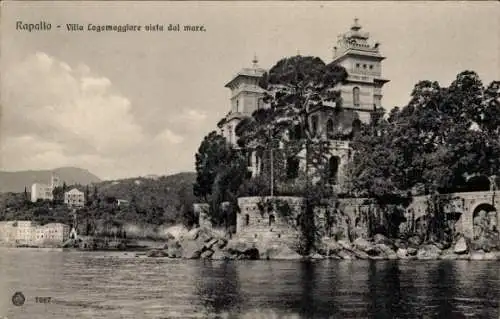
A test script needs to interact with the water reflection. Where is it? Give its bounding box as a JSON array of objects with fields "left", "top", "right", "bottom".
[{"left": 0, "top": 250, "right": 498, "bottom": 319}]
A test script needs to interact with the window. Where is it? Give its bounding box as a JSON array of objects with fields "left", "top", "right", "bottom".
[
  {"left": 353, "top": 87, "right": 360, "bottom": 107},
  {"left": 369, "top": 65, "right": 373, "bottom": 70},
  {"left": 245, "top": 214, "right": 250, "bottom": 226},
  {"left": 328, "top": 156, "right": 340, "bottom": 183},
  {"left": 269, "top": 214, "right": 275, "bottom": 226},
  {"left": 236, "top": 100, "right": 239, "bottom": 112},
  {"left": 326, "top": 119, "right": 334, "bottom": 138},
  {"left": 363, "top": 64, "right": 367, "bottom": 69},
  {"left": 356, "top": 63, "right": 360, "bottom": 68},
  {"left": 286, "top": 157, "right": 300, "bottom": 179},
  {"left": 311, "top": 115, "right": 318, "bottom": 136}
]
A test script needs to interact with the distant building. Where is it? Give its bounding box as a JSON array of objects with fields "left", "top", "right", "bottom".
[
  {"left": 116, "top": 199, "right": 129, "bottom": 207},
  {"left": 64, "top": 188, "right": 85, "bottom": 207},
  {"left": 0, "top": 221, "right": 70, "bottom": 246},
  {"left": 31, "top": 183, "right": 54, "bottom": 202},
  {"left": 30, "top": 173, "right": 61, "bottom": 202}
]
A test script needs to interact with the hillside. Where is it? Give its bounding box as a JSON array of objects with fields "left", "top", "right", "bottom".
[{"left": 0, "top": 167, "right": 101, "bottom": 193}]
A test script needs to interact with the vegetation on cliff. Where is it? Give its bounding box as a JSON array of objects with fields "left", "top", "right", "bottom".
[{"left": 0, "top": 172, "right": 197, "bottom": 238}]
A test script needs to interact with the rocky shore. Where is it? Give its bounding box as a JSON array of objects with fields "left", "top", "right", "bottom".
[{"left": 141, "top": 227, "right": 500, "bottom": 261}]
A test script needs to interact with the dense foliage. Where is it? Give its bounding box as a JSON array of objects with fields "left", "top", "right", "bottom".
[{"left": 351, "top": 72, "right": 500, "bottom": 198}]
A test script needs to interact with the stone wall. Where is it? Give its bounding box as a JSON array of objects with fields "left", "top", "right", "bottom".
[{"left": 236, "top": 196, "right": 304, "bottom": 245}]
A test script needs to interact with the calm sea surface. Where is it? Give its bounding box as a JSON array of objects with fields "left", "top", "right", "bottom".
[{"left": 0, "top": 249, "right": 498, "bottom": 319}]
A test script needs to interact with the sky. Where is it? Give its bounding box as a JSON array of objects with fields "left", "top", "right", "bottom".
[{"left": 0, "top": 1, "right": 498, "bottom": 180}]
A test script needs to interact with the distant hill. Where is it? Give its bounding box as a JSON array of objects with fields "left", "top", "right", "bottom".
[{"left": 0, "top": 167, "right": 101, "bottom": 193}]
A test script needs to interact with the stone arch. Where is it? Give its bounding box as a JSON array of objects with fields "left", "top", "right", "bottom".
[{"left": 472, "top": 203, "right": 497, "bottom": 240}]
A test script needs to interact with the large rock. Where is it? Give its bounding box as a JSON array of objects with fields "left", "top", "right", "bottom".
[
  {"left": 373, "top": 234, "right": 393, "bottom": 246},
  {"left": 374, "top": 243, "right": 397, "bottom": 260},
  {"left": 407, "top": 247, "right": 418, "bottom": 256},
  {"left": 200, "top": 249, "right": 214, "bottom": 259},
  {"left": 226, "top": 239, "right": 254, "bottom": 255},
  {"left": 211, "top": 250, "right": 233, "bottom": 260},
  {"left": 408, "top": 235, "right": 423, "bottom": 247},
  {"left": 337, "top": 240, "right": 353, "bottom": 251},
  {"left": 353, "top": 237, "right": 373, "bottom": 252},
  {"left": 260, "top": 244, "right": 302, "bottom": 260},
  {"left": 147, "top": 249, "right": 168, "bottom": 258},
  {"left": 396, "top": 248, "right": 408, "bottom": 259},
  {"left": 167, "top": 243, "right": 182, "bottom": 258},
  {"left": 394, "top": 239, "right": 408, "bottom": 249},
  {"left": 197, "top": 227, "right": 215, "bottom": 243},
  {"left": 453, "top": 237, "right": 468, "bottom": 254},
  {"left": 204, "top": 238, "right": 219, "bottom": 250},
  {"left": 317, "top": 238, "right": 341, "bottom": 256},
  {"left": 417, "top": 244, "right": 442, "bottom": 260},
  {"left": 470, "top": 250, "right": 486, "bottom": 261},
  {"left": 181, "top": 240, "right": 206, "bottom": 259}
]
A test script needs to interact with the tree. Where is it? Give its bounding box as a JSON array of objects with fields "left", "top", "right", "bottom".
[{"left": 193, "top": 131, "right": 250, "bottom": 226}]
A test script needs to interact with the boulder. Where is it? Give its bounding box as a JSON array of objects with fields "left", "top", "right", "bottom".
[
  {"left": 167, "top": 244, "right": 182, "bottom": 258},
  {"left": 396, "top": 248, "right": 408, "bottom": 259},
  {"left": 319, "top": 239, "right": 341, "bottom": 256},
  {"left": 310, "top": 253, "right": 325, "bottom": 260},
  {"left": 211, "top": 250, "right": 233, "bottom": 260},
  {"left": 184, "top": 228, "right": 200, "bottom": 241},
  {"left": 484, "top": 252, "right": 499, "bottom": 260},
  {"left": 337, "top": 240, "right": 353, "bottom": 251},
  {"left": 337, "top": 250, "right": 354, "bottom": 260},
  {"left": 407, "top": 247, "right": 418, "bottom": 256},
  {"left": 453, "top": 237, "right": 468, "bottom": 254},
  {"left": 200, "top": 249, "right": 214, "bottom": 259},
  {"left": 470, "top": 250, "right": 486, "bottom": 261},
  {"left": 353, "top": 237, "right": 373, "bottom": 252},
  {"left": 439, "top": 249, "right": 458, "bottom": 260},
  {"left": 260, "top": 245, "right": 302, "bottom": 260},
  {"left": 226, "top": 239, "right": 254, "bottom": 255},
  {"left": 197, "top": 227, "right": 215, "bottom": 243},
  {"left": 373, "top": 234, "right": 393, "bottom": 246},
  {"left": 352, "top": 249, "right": 370, "bottom": 260},
  {"left": 217, "top": 238, "right": 228, "bottom": 249},
  {"left": 147, "top": 249, "right": 168, "bottom": 258},
  {"left": 204, "top": 238, "right": 219, "bottom": 250},
  {"left": 394, "top": 239, "right": 408, "bottom": 249},
  {"left": 181, "top": 240, "right": 206, "bottom": 259},
  {"left": 408, "top": 235, "right": 423, "bottom": 247},
  {"left": 417, "top": 244, "right": 442, "bottom": 260}
]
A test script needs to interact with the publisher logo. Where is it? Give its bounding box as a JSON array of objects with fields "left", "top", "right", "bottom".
[{"left": 11, "top": 291, "right": 25, "bottom": 306}]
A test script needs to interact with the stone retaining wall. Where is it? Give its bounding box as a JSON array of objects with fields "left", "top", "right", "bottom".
[{"left": 236, "top": 196, "right": 305, "bottom": 244}]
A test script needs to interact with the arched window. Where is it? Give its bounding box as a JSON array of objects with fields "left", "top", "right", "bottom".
[
  {"left": 269, "top": 214, "right": 275, "bottom": 226},
  {"left": 311, "top": 115, "right": 319, "bottom": 136},
  {"left": 326, "top": 119, "right": 334, "bottom": 138},
  {"left": 286, "top": 156, "right": 299, "bottom": 179},
  {"left": 328, "top": 156, "right": 340, "bottom": 183},
  {"left": 353, "top": 87, "right": 360, "bottom": 107}
]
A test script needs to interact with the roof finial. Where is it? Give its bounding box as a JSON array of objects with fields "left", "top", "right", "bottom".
[
  {"left": 352, "top": 17, "right": 361, "bottom": 31},
  {"left": 252, "top": 53, "right": 259, "bottom": 68}
]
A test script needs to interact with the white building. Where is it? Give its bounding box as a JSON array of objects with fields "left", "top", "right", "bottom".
[
  {"left": 30, "top": 174, "right": 61, "bottom": 202},
  {"left": 31, "top": 183, "right": 54, "bottom": 202},
  {"left": 64, "top": 188, "right": 85, "bottom": 207}
]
